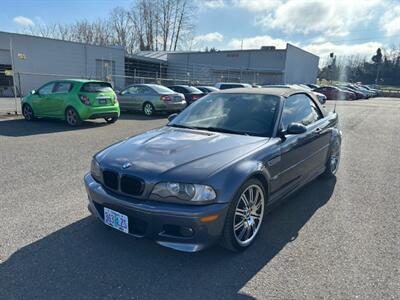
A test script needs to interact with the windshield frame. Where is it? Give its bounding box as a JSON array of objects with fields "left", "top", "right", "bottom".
[{"left": 168, "top": 92, "right": 283, "bottom": 138}]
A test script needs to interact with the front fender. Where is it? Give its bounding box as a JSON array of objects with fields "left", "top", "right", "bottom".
[{"left": 209, "top": 159, "right": 272, "bottom": 204}]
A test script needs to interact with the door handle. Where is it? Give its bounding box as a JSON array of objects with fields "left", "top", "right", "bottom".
[{"left": 314, "top": 127, "right": 322, "bottom": 134}]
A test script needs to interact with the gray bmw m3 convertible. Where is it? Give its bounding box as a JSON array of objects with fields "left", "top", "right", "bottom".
[{"left": 84, "top": 88, "right": 342, "bottom": 252}]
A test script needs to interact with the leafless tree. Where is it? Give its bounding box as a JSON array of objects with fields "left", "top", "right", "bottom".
[{"left": 20, "top": 0, "right": 196, "bottom": 53}]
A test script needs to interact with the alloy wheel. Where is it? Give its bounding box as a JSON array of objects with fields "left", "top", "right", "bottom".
[
  {"left": 23, "top": 105, "right": 33, "bottom": 120},
  {"left": 233, "top": 184, "right": 265, "bottom": 246},
  {"left": 66, "top": 108, "right": 78, "bottom": 126},
  {"left": 329, "top": 149, "right": 341, "bottom": 175},
  {"left": 143, "top": 103, "right": 154, "bottom": 116}
]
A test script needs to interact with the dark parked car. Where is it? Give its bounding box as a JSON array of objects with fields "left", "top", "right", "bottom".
[
  {"left": 314, "top": 86, "right": 355, "bottom": 100},
  {"left": 306, "top": 83, "right": 320, "bottom": 89},
  {"left": 118, "top": 84, "right": 186, "bottom": 116},
  {"left": 338, "top": 85, "right": 367, "bottom": 99},
  {"left": 85, "top": 88, "right": 342, "bottom": 252},
  {"left": 168, "top": 85, "right": 205, "bottom": 105},
  {"left": 361, "top": 85, "right": 379, "bottom": 96},
  {"left": 196, "top": 86, "right": 219, "bottom": 94},
  {"left": 352, "top": 85, "right": 374, "bottom": 98}
]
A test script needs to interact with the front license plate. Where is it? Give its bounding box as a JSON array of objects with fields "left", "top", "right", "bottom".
[
  {"left": 104, "top": 207, "right": 129, "bottom": 233},
  {"left": 98, "top": 98, "right": 107, "bottom": 104}
]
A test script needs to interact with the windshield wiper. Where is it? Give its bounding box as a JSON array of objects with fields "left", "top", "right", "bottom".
[
  {"left": 168, "top": 124, "right": 250, "bottom": 136},
  {"left": 195, "top": 126, "right": 249, "bottom": 136},
  {"left": 167, "top": 123, "right": 197, "bottom": 130}
]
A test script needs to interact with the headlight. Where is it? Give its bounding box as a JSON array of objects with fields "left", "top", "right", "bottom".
[
  {"left": 151, "top": 182, "right": 216, "bottom": 202},
  {"left": 90, "top": 158, "right": 102, "bottom": 181}
]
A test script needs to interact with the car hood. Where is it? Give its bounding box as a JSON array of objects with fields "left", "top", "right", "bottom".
[{"left": 97, "top": 126, "right": 268, "bottom": 181}]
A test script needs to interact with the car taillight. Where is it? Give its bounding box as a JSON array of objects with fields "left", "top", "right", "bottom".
[
  {"left": 160, "top": 95, "right": 171, "bottom": 101},
  {"left": 79, "top": 95, "right": 90, "bottom": 105},
  {"left": 192, "top": 95, "right": 201, "bottom": 101}
]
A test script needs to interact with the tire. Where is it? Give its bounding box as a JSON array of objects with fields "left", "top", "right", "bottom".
[
  {"left": 323, "top": 141, "right": 341, "bottom": 177},
  {"left": 104, "top": 116, "right": 118, "bottom": 124},
  {"left": 220, "top": 178, "right": 266, "bottom": 252},
  {"left": 22, "top": 104, "right": 35, "bottom": 121},
  {"left": 65, "top": 107, "right": 82, "bottom": 126},
  {"left": 143, "top": 102, "right": 155, "bottom": 117}
]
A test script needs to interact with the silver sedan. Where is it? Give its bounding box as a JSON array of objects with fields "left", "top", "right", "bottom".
[{"left": 117, "top": 84, "right": 187, "bottom": 116}]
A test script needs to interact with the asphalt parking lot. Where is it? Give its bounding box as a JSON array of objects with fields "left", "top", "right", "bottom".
[{"left": 0, "top": 98, "right": 399, "bottom": 299}]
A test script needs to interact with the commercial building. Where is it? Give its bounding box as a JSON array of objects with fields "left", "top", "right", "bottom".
[
  {"left": 0, "top": 31, "right": 319, "bottom": 96},
  {"left": 164, "top": 43, "right": 319, "bottom": 85},
  {"left": 0, "top": 31, "right": 125, "bottom": 95}
]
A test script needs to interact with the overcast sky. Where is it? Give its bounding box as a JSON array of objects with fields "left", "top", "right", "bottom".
[{"left": 2, "top": 0, "right": 400, "bottom": 64}]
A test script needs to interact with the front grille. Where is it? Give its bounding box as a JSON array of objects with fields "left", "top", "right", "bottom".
[
  {"left": 103, "top": 170, "right": 119, "bottom": 190},
  {"left": 102, "top": 170, "right": 145, "bottom": 197},
  {"left": 121, "top": 175, "right": 144, "bottom": 196}
]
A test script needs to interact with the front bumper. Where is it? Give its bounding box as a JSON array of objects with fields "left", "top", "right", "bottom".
[{"left": 84, "top": 174, "right": 229, "bottom": 252}]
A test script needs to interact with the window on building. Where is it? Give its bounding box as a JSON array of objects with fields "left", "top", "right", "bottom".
[{"left": 96, "top": 59, "right": 116, "bottom": 80}]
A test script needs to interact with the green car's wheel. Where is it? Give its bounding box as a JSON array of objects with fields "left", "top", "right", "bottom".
[
  {"left": 143, "top": 102, "right": 155, "bottom": 116},
  {"left": 105, "top": 116, "right": 118, "bottom": 124},
  {"left": 22, "top": 104, "right": 35, "bottom": 121},
  {"left": 65, "top": 107, "right": 82, "bottom": 126}
]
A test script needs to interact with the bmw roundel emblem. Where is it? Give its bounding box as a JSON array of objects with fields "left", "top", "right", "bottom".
[{"left": 122, "top": 162, "right": 132, "bottom": 169}]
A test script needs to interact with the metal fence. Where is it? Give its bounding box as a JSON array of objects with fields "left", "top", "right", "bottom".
[{"left": 0, "top": 58, "right": 275, "bottom": 114}]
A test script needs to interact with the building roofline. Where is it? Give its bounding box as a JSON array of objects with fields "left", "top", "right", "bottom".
[
  {"left": 0, "top": 30, "right": 124, "bottom": 51},
  {"left": 126, "top": 54, "right": 167, "bottom": 64},
  {"left": 167, "top": 48, "right": 287, "bottom": 55},
  {"left": 286, "top": 43, "right": 319, "bottom": 59}
]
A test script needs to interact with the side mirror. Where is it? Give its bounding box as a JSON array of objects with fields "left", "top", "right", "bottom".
[
  {"left": 285, "top": 122, "right": 307, "bottom": 135},
  {"left": 168, "top": 113, "right": 178, "bottom": 122},
  {"left": 31, "top": 89, "right": 37, "bottom": 95}
]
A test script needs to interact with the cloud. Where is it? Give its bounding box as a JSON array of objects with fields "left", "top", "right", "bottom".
[
  {"left": 228, "top": 35, "right": 288, "bottom": 49},
  {"left": 236, "top": 0, "right": 383, "bottom": 37},
  {"left": 226, "top": 34, "right": 382, "bottom": 67},
  {"left": 304, "top": 41, "right": 382, "bottom": 65},
  {"left": 234, "top": 0, "right": 281, "bottom": 12},
  {"left": 380, "top": 4, "right": 400, "bottom": 37},
  {"left": 13, "top": 16, "right": 34, "bottom": 26},
  {"left": 202, "top": 0, "right": 225, "bottom": 9},
  {"left": 194, "top": 32, "right": 224, "bottom": 43}
]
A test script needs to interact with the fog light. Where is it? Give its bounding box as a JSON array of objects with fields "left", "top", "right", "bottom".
[{"left": 180, "top": 226, "right": 194, "bottom": 237}]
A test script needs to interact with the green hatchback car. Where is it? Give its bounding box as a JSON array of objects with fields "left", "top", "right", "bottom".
[{"left": 21, "top": 79, "right": 120, "bottom": 126}]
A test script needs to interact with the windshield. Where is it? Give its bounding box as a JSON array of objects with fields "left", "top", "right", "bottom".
[
  {"left": 169, "top": 93, "right": 280, "bottom": 137},
  {"left": 149, "top": 85, "right": 176, "bottom": 94},
  {"left": 80, "top": 82, "right": 113, "bottom": 93}
]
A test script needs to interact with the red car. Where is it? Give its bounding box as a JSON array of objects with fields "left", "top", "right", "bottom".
[{"left": 314, "top": 86, "right": 355, "bottom": 100}]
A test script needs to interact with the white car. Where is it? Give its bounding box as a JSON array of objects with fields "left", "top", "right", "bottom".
[{"left": 215, "top": 82, "right": 252, "bottom": 90}]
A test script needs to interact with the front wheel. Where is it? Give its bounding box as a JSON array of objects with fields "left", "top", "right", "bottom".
[
  {"left": 65, "top": 107, "right": 82, "bottom": 126},
  {"left": 220, "top": 178, "right": 266, "bottom": 251},
  {"left": 22, "top": 104, "right": 35, "bottom": 121},
  {"left": 104, "top": 116, "right": 118, "bottom": 124}
]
